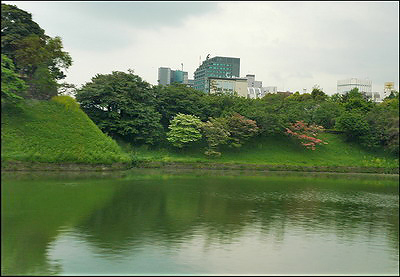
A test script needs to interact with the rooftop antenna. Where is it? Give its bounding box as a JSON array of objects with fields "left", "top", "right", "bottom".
[{"left": 206, "top": 54, "right": 210, "bottom": 60}]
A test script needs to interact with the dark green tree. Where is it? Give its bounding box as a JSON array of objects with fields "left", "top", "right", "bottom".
[
  {"left": 311, "top": 85, "right": 328, "bottom": 101},
  {"left": 1, "top": 4, "right": 46, "bottom": 60},
  {"left": 75, "top": 70, "right": 163, "bottom": 145},
  {"left": 311, "top": 101, "right": 342, "bottom": 129},
  {"left": 335, "top": 111, "right": 370, "bottom": 141},
  {"left": 1, "top": 4, "right": 72, "bottom": 99},
  {"left": 153, "top": 83, "right": 206, "bottom": 129}
]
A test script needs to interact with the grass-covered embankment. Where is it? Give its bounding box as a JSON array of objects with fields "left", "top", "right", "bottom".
[
  {"left": 1, "top": 96, "right": 131, "bottom": 169},
  {"left": 126, "top": 133, "right": 399, "bottom": 174}
]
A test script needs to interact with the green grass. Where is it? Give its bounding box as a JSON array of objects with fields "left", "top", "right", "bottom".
[
  {"left": 1, "top": 98, "right": 131, "bottom": 164},
  {"left": 1, "top": 98, "right": 398, "bottom": 170},
  {"left": 130, "top": 133, "right": 399, "bottom": 169}
]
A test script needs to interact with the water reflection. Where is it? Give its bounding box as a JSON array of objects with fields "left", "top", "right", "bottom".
[{"left": 1, "top": 171, "right": 399, "bottom": 275}]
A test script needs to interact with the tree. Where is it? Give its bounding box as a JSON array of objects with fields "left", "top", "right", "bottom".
[
  {"left": 166, "top": 113, "right": 202, "bottom": 148},
  {"left": 341, "top": 88, "right": 374, "bottom": 113},
  {"left": 75, "top": 70, "right": 163, "bottom": 145},
  {"left": 201, "top": 117, "right": 230, "bottom": 157},
  {"left": 1, "top": 4, "right": 46, "bottom": 60},
  {"left": 311, "top": 101, "right": 342, "bottom": 129},
  {"left": 285, "top": 121, "right": 327, "bottom": 150},
  {"left": 154, "top": 83, "right": 206, "bottom": 129},
  {"left": 225, "top": 113, "right": 259, "bottom": 148},
  {"left": 1, "top": 4, "right": 72, "bottom": 99},
  {"left": 335, "top": 111, "right": 370, "bottom": 141},
  {"left": 311, "top": 85, "right": 328, "bottom": 101},
  {"left": 1, "top": 54, "right": 27, "bottom": 104}
]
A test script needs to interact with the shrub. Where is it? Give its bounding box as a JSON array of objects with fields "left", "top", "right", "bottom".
[{"left": 285, "top": 120, "right": 327, "bottom": 150}]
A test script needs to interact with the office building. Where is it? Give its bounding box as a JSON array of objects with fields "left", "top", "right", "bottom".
[
  {"left": 337, "top": 78, "right": 372, "bottom": 95},
  {"left": 194, "top": 56, "right": 240, "bottom": 93},
  {"left": 263, "top": 86, "right": 278, "bottom": 94},
  {"left": 208, "top": 77, "right": 248, "bottom": 97},
  {"left": 245, "top": 74, "right": 278, "bottom": 99},
  {"left": 158, "top": 67, "right": 188, "bottom": 86}
]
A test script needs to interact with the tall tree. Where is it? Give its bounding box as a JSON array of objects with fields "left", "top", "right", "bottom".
[
  {"left": 1, "top": 4, "right": 72, "bottom": 100},
  {"left": 75, "top": 70, "right": 163, "bottom": 145},
  {"left": 1, "top": 4, "right": 46, "bottom": 60}
]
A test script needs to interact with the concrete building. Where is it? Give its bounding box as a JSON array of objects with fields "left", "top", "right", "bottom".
[
  {"left": 365, "top": 91, "right": 382, "bottom": 103},
  {"left": 246, "top": 74, "right": 262, "bottom": 88},
  {"left": 263, "top": 86, "right": 278, "bottom": 94},
  {"left": 245, "top": 74, "right": 278, "bottom": 99},
  {"left": 158, "top": 67, "right": 188, "bottom": 86},
  {"left": 337, "top": 78, "right": 372, "bottom": 95},
  {"left": 208, "top": 77, "right": 248, "bottom": 97},
  {"left": 194, "top": 56, "right": 240, "bottom": 93}
]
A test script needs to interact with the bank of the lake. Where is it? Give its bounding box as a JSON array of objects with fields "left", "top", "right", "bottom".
[{"left": 1, "top": 99, "right": 398, "bottom": 174}]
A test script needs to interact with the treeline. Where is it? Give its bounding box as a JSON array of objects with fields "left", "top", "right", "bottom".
[{"left": 74, "top": 70, "right": 399, "bottom": 157}]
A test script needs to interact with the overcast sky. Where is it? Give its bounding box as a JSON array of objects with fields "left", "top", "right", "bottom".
[{"left": 4, "top": 1, "right": 399, "bottom": 95}]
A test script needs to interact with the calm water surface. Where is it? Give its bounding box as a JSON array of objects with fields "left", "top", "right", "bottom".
[{"left": 1, "top": 169, "right": 399, "bottom": 275}]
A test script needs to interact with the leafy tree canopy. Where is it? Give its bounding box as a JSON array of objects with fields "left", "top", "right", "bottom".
[
  {"left": 1, "top": 4, "right": 46, "bottom": 59},
  {"left": 166, "top": 113, "right": 202, "bottom": 148},
  {"left": 75, "top": 70, "right": 163, "bottom": 145},
  {"left": 1, "top": 54, "right": 27, "bottom": 104},
  {"left": 1, "top": 4, "right": 72, "bottom": 100}
]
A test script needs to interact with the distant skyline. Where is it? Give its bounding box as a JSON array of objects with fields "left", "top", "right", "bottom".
[{"left": 4, "top": 1, "right": 399, "bottom": 95}]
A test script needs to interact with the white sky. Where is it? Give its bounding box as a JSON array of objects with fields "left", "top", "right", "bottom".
[{"left": 4, "top": 1, "right": 399, "bottom": 95}]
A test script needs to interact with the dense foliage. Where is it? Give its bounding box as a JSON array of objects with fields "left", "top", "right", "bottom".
[
  {"left": 74, "top": 69, "right": 399, "bottom": 157},
  {"left": 1, "top": 4, "right": 72, "bottom": 100},
  {"left": 166, "top": 113, "right": 202, "bottom": 148},
  {"left": 75, "top": 70, "right": 163, "bottom": 145},
  {"left": 1, "top": 54, "right": 27, "bottom": 104}
]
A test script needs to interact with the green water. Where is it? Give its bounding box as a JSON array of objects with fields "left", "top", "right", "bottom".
[{"left": 1, "top": 170, "right": 399, "bottom": 275}]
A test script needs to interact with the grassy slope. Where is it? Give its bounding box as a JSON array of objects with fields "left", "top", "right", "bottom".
[
  {"left": 1, "top": 99, "right": 131, "bottom": 164},
  {"left": 130, "top": 133, "right": 399, "bottom": 169}
]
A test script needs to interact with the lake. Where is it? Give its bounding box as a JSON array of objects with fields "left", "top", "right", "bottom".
[{"left": 1, "top": 169, "right": 399, "bottom": 275}]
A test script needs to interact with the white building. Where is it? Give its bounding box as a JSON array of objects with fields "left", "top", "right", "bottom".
[
  {"left": 337, "top": 78, "right": 372, "bottom": 95},
  {"left": 245, "top": 74, "right": 278, "bottom": 99},
  {"left": 263, "top": 86, "right": 278, "bottom": 94},
  {"left": 208, "top": 77, "right": 248, "bottom": 97}
]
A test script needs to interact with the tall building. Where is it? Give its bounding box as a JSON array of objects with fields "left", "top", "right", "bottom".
[
  {"left": 158, "top": 67, "right": 171, "bottom": 86},
  {"left": 158, "top": 67, "right": 188, "bottom": 86},
  {"left": 337, "top": 78, "right": 372, "bottom": 95},
  {"left": 194, "top": 56, "right": 240, "bottom": 93}
]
